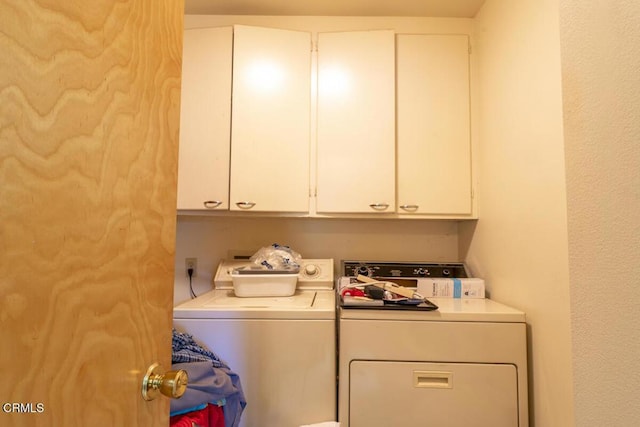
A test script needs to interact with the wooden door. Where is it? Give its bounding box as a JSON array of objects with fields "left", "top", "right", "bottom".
[{"left": 0, "top": 1, "right": 182, "bottom": 426}]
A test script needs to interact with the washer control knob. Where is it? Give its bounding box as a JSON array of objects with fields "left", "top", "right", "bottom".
[{"left": 304, "top": 264, "right": 319, "bottom": 277}]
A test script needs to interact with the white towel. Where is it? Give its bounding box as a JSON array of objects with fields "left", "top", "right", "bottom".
[{"left": 299, "top": 422, "right": 340, "bottom": 427}]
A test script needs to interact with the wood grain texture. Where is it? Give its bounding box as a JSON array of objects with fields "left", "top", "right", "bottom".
[{"left": 0, "top": 1, "right": 183, "bottom": 425}]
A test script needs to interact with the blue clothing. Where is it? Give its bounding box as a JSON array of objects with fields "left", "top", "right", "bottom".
[
  {"left": 171, "top": 329, "right": 246, "bottom": 427},
  {"left": 172, "top": 329, "right": 227, "bottom": 369}
]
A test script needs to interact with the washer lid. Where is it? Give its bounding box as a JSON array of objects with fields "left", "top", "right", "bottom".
[
  {"left": 205, "top": 290, "right": 315, "bottom": 309},
  {"left": 173, "top": 289, "right": 336, "bottom": 320}
]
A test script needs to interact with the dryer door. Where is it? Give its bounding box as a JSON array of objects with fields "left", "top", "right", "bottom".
[{"left": 349, "top": 361, "right": 519, "bottom": 427}]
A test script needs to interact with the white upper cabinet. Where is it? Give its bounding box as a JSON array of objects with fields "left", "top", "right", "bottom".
[
  {"left": 316, "top": 30, "right": 396, "bottom": 214},
  {"left": 177, "top": 27, "right": 232, "bottom": 210},
  {"left": 230, "top": 25, "right": 312, "bottom": 212},
  {"left": 176, "top": 24, "right": 474, "bottom": 218},
  {"left": 396, "top": 34, "right": 472, "bottom": 215}
]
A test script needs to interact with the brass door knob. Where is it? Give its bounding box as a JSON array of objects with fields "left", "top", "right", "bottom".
[{"left": 142, "top": 363, "right": 188, "bottom": 401}]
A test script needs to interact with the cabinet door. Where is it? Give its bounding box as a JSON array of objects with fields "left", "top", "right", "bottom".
[
  {"left": 316, "top": 30, "right": 396, "bottom": 214},
  {"left": 396, "top": 34, "right": 472, "bottom": 215},
  {"left": 230, "top": 25, "right": 311, "bottom": 212},
  {"left": 177, "top": 27, "right": 232, "bottom": 210}
]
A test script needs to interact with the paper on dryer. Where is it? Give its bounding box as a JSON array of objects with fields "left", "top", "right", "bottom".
[{"left": 417, "top": 278, "right": 485, "bottom": 299}]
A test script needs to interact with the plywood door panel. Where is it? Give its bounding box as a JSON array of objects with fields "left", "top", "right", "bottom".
[
  {"left": 0, "top": 1, "right": 182, "bottom": 425},
  {"left": 230, "top": 25, "right": 311, "bottom": 212},
  {"left": 177, "top": 27, "right": 232, "bottom": 210},
  {"left": 396, "top": 34, "right": 472, "bottom": 215},
  {"left": 316, "top": 30, "right": 396, "bottom": 213}
]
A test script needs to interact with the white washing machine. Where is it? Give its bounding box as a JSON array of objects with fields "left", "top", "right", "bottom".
[
  {"left": 338, "top": 261, "right": 529, "bottom": 427},
  {"left": 173, "top": 258, "right": 336, "bottom": 427}
]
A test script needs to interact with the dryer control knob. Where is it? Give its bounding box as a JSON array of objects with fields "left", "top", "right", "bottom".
[{"left": 356, "top": 266, "right": 371, "bottom": 276}]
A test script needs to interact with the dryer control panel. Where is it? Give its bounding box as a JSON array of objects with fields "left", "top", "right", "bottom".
[
  {"left": 214, "top": 258, "right": 334, "bottom": 290},
  {"left": 342, "top": 260, "right": 469, "bottom": 279}
]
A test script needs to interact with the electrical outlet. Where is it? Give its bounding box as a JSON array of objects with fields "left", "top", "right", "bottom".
[{"left": 185, "top": 257, "right": 197, "bottom": 278}]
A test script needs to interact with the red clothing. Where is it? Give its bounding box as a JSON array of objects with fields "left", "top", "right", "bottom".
[{"left": 170, "top": 404, "right": 224, "bottom": 427}]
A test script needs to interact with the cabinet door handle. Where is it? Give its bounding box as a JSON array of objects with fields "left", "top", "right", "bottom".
[
  {"left": 235, "top": 201, "right": 256, "bottom": 209},
  {"left": 369, "top": 203, "right": 390, "bottom": 211},
  {"left": 399, "top": 204, "right": 419, "bottom": 212},
  {"left": 203, "top": 200, "right": 222, "bottom": 209}
]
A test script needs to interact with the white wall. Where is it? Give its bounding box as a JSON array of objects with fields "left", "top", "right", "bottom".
[
  {"left": 558, "top": 1, "right": 640, "bottom": 425},
  {"left": 175, "top": 216, "right": 459, "bottom": 304},
  {"left": 459, "top": 0, "right": 574, "bottom": 425},
  {"left": 184, "top": 14, "right": 474, "bottom": 33}
]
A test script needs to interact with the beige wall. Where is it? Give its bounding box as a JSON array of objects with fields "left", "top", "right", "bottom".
[
  {"left": 459, "top": 0, "right": 574, "bottom": 425},
  {"left": 175, "top": 216, "right": 459, "bottom": 304},
  {"left": 184, "top": 14, "right": 474, "bottom": 33},
  {"left": 559, "top": 1, "right": 640, "bottom": 425}
]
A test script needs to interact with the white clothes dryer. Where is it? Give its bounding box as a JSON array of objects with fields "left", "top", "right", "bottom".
[
  {"left": 337, "top": 261, "right": 529, "bottom": 427},
  {"left": 173, "top": 259, "right": 336, "bottom": 427}
]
